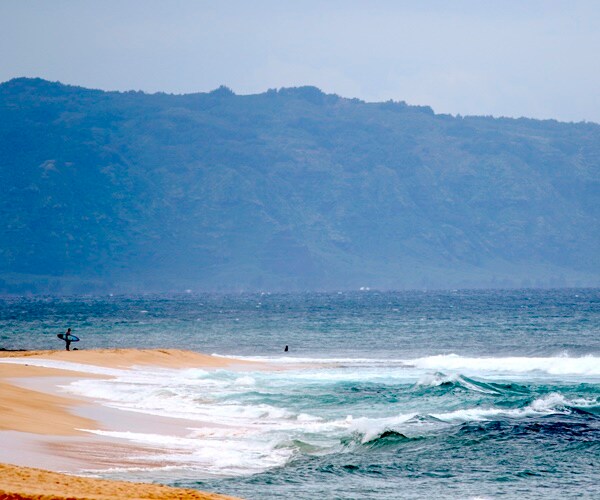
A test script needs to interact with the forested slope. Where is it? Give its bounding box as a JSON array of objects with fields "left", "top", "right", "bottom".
[{"left": 0, "top": 78, "right": 598, "bottom": 292}]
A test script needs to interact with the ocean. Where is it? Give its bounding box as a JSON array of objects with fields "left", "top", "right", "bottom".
[{"left": 1, "top": 289, "right": 599, "bottom": 499}]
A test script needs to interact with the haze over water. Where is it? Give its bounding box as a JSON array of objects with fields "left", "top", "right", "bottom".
[{"left": 2, "top": 289, "right": 599, "bottom": 498}]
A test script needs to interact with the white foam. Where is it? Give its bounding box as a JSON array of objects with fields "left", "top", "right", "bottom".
[
  {"left": 416, "top": 372, "right": 461, "bottom": 387},
  {"left": 215, "top": 353, "right": 600, "bottom": 376},
  {"left": 325, "top": 391, "right": 584, "bottom": 445},
  {"left": 234, "top": 376, "right": 256, "bottom": 386},
  {"left": 346, "top": 413, "right": 417, "bottom": 443},
  {"left": 10, "top": 353, "right": 597, "bottom": 480},
  {"left": 0, "top": 358, "right": 128, "bottom": 377},
  {"left": 82, "top": 429, "right": 294, "bottom": 475},
  {"left": 410, "top": 354, "right": 600, "bottom": 376},
  {"left": 212, "top": 354, "right": 410, "bottom": 365},
  {"left": 432, "top": 392, "right": 574, "bottom": 422}
]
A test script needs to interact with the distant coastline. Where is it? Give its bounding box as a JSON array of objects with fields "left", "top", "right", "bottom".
[{"left": 1, "top": 77, "right": 598, "bottom": 293}]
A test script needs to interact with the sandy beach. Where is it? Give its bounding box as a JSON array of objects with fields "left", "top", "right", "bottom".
[{"left": 0, "top": 349, "right": 245, "bottom": 499}]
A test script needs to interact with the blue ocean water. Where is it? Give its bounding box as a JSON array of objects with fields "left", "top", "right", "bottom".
[{"left": 1, "top": 289, "right": 599, "bottom": 499}]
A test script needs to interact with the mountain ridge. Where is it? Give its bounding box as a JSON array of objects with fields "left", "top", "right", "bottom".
[
  {"left": 0, "top": 78, "right": 598, "bottom": 293},
  {"left": 7, "top": 76, "right": 600, "bottom": 124}
]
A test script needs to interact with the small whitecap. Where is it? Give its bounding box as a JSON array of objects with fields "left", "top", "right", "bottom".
[{"left": 234, "top": 376, "right": 256, "bottom": 386}]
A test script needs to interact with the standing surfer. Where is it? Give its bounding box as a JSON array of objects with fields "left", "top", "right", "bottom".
[
  {"left": 57, "top": 328, "right": 80, "bottom": 350},
  {"left": 63, "top": 328, "right": 73, "bottom": 351}
]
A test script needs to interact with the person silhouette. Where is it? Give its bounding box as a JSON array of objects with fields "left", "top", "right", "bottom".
[
  {"left": 284, "top": 345, "right": 289, "bottom": 352},
  {"left": 63, "top": 328, "right": 73, "bottom": 351}
]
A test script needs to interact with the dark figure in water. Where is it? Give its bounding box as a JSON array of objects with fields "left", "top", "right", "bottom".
[
  {"left": 284, "top": 345, "right": 289, "bottom": 352},
  {"left": 64, "top": 328, "right": 72, "bottom": 351}
]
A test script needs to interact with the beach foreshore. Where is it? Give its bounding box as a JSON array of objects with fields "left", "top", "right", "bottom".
[
  {"left": 0, "top": 349, "right": 247, "bottom": 500},
  {"left": 0, "top": 463, "right": 238, "bottom": 500}
]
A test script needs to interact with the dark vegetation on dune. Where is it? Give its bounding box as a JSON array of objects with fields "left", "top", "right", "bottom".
[{"left": 0, "top": 78, "right": 598, "bottom": 293}]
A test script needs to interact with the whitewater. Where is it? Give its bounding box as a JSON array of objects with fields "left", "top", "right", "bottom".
[{"left": 1, "top": 289, "right": 599, "bottom": 498}]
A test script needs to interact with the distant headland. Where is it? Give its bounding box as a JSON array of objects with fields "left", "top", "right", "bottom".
[{"left": 0, "top": 78, "right": 598, "bottom": 293}]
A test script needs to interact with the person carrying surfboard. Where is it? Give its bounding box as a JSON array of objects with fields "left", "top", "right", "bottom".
[
  {"left": 63, "top": 328, "right": 73, "bottom": 351},
  {"left": 57, "top": 328, "right": 80, "bottom": 350},
  {"left": 62, "top": 328, "right": 73, "bottom": 351}
]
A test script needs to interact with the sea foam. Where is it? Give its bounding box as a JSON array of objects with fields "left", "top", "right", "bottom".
[
  {"left": 5, "top": 352, "right": 598, "bottom": 480},
  {"left": 215, "top": 353, "right": 600, "bottom": 376},
  {"left": 410, "top": 354, "right": 600, "bottom": 376}
]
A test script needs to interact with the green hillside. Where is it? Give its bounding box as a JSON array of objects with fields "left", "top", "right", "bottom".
[{"left": 0, "top": 78, "right": 598, "bottom": 292}]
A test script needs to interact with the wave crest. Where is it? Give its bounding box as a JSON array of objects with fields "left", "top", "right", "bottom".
[{"left": 411, "top": 354, "right": 600, "bottom": 376}]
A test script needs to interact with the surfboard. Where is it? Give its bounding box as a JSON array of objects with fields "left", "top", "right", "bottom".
[{"left": 57, "top": 333, "right": 80, "bottom": 342}]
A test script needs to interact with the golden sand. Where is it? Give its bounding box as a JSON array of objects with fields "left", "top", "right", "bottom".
[
  {"left": 0, "top": 349, "right": 247, "bottom": 436},
  {"left": 0, "top": 381, "right": 96, "bottom": 435},
  {"left": 0, "top": 349, "right": 246, "bottom": 499},
  {"left": 0, "top": 463, "right": 238, "bottom": 499},
  {"left": 0, "top": 348, "right": 248, "bottom": 370}
]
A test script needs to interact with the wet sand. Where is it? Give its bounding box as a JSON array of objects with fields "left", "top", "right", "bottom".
[{"left": 0, "top": 349, "right": 246, "bottom": 499}]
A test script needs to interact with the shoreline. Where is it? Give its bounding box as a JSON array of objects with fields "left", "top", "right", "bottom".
[
  {"left": 0, "top": 462, "right": 238, "bottom": 499},
  {"left": 0, "top": 348, "right": 248, "bottom": 499}
]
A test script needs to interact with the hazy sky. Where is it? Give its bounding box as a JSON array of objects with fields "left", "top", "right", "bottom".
[{"left": 1, "top": 0, "right": 599, "bottom": 122}]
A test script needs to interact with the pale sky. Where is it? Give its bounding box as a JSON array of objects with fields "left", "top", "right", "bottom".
[{"left": 1, "top": 0, "right": 599, "bottom": 123}]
